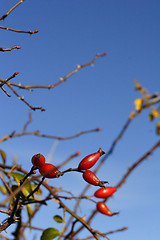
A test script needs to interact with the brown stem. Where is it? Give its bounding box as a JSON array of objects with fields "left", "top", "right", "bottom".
[
  {"left": 0, "top": 46, "right": 21, "bottom": 52},
  {"left": 0, "top": 26, "right": 38, "bottom": 35},
  {"left": 0, "top": 127, "right": 102, "bottom": 144},
  {"left": 0, "top": 0, "right": 25, "bottom": 21}
]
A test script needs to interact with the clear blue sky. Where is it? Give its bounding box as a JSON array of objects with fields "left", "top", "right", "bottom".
[{"left": 0, "top": 0, "right": 160, "bottom": 239}]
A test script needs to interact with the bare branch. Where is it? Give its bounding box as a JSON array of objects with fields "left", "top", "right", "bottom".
[
  {"left": 57, "top": 150, "right": 81, "bottom": 169},
  {"left": 0, "top": 72, "right": 19, "bottom": 88},
  {"left": 82, "top": 227, "right": 128, "bottom": 240},
  {"left": 3, "top": 53, "right": 107, "bottom": 91},
  {"left": 116, "top": 140, "right": 160, "bottom": 189},
  {"left": 6, "top": 82, "right": 45, "bottom": 111},
  {"left": 0, "top": 0, "right": 25, "bottom": 21},
  {"left": 0, "top": 26, "right": 38, "bottom": 35},
  {"left": 0, "top": 128, "right": 102, "bottom": 144},
  {"left": 23, "top": 112, "right": 32, "bottom": 132},
  {"left": 0, "top": 46, "right": 21, "bottom": 52},
  {"left": 0, "top": 53, "right": 106, "bottom": 111},
  {"left": 0, "top": 86, "right": 11, "bottom": 97}
]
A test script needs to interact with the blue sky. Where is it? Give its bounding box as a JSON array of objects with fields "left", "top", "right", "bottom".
[{"left": 0, "top": 0, "right": 160, "bottom": 239}]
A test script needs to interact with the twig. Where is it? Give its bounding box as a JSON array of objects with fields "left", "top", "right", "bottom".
[
  {"left": 2, "top": 53, "right": 107, "bottom": 91},
  {"left": 57, "top": 150, "right": 81, "bottom": 169},
  {"left": 0, "top": 53, "right": 106, "bottom": 111},
  {"left": 81, "top": 227, "right": 128, "bottom": 239},
  {"left": 0, "top": 210, "right": 11, "bottom": 215},
  {"left": 116, "top": 140, "right": 160, "bottom": 189},
  {"left": 24, "top": 176, "right": 45, "bottom": 200},
  {"left": 0, "top": 46, "right": 21, "bottom": 52},
  {"left": 0, "top": 72, "right": 19, "bottom": 88},
  {"left": 21, "top": 223, "right": 44, "bottom": 231},
  {"left": 64, "top": 219, "right": 79, "bottom": 239},
  {"left": 6, "top": 82, "right": 45, "bottom": 111},
  {"left": 23, "top": 112, "right": 32, "bottom": 132},
  {"left": 57, "top": 209, "right": 66, "bottom": 240},
  {"left": 0, "top": 127, "right": 102, "bottom": 144},
  {"left": 0, "top": 86, "right": 11, "bottom": 97},
  {"left": 0, "top": 26, "right": 38, "bottom": 35},
  {"left": 0, "top": 0, "right": 25, "bottom": 21},
  {"left": 0, "top": 175, "right": 16, "bottom": 200},
  {"left": 0, "top": 233, "right": 11, "bottom": 240}
]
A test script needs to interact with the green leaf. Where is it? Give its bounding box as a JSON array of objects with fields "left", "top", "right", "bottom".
[
  {"left": 11, "top": 172, "right": 25, "bottom": 183},
  {"left": 0, "top": 186, "right": 7, "bottom": 195},
  {"left": 0, "top": 150, "right": 6, "bottom": 164},
  {"left": 11, "top": 172, "right": 33, "bottom": 197},
  {"left": 26, "top": 204, "right": 33, "bottom": 226},
  {"left": 41, "top": 228, "right": 60, "bottom": 240},
  {"left": 53, "top": 215, "right": 63, "bottom": 223}
]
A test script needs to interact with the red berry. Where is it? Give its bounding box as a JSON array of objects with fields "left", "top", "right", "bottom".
[
  {"left": 78, "top": 148, "right": 105, "bottom": 170},
  {"left": 32, "top": 154, "right": 45, "bottom": 169},
  {"left": 83, "top": 170, "right": 100, "bottom": 186},
  {"left": 39, "top": 163, "right": 61, "bottom": 178},
  {"left": 96, "top": 202, "right": 112, "bottom": 216},
  {"left": 94, "top": 187, "right": 117, "bottom": 198}
]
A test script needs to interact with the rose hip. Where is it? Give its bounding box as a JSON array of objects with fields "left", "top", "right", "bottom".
[
  {"left": 39, "top": 163, "right": 61, "bottom": 178},
  {"left": 94, "top": 187, "right": 117, "bottom": 198},
  {"left": 78, "top": 148, "right": 105, "bottom": 170},
  {"left": 96, "top": 202, "right": 113, "bottom": 216},
  {"left": 31, "top": 153, "right": 45, "bottom": 169}
]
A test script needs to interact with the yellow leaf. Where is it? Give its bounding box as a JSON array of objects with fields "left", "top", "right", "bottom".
[
  {"left": 0, "top": 150, "right": 6, "bottom": 164},
  {"left": 151, "top": 109, "right": 159, "bottom": 118},
  {"left": 156, "top": 122, "right": 160, "bottom": 135},
  {"left": 134, "top": 99, "right": 143, "bottom": 111},
  {"left": 133, "top": 79, "right": 142, "bottom": 90}
]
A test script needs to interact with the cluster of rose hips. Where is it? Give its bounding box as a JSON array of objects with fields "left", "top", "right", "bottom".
[
  {"left": 31, "top": 148, "right": 117, "bottom": 216},
  {"left": 31, "top": 153, "right": 61, "bottom": 178}
]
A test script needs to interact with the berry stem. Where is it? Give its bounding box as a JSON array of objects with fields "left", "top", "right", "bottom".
[
  {"left": 61, "top": 168, "right": 83, "bottom": 175},
  {"left": 98, "top": 148, "right": 105, "bottom": 156},
  {"left": 98, "top": 181, "right": 109, "bottom": 188}
]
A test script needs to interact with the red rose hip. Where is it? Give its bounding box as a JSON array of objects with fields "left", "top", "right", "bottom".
[
  {"left": 94, "top": 187, "right": 117, "bottom": 198},
  {"left": 83, "top": 170, "right": 100, "bottom": 186},
  {"left": 32, "top": 153, "right": 45, "bottom": 169},
  {"left": 96, "top": 202, "right": 113, "bottom": 216},
  {"left": 39, "top": 163, "right": 61, "bottom": 178},
  {"left": 78, "top": 148, "right": 105, "bottom": 170},
  {"left": 83, "top": 170, "right": 108, "bottom": 187}
]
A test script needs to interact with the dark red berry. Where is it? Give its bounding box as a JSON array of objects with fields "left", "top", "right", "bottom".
[
  {"left": 94, "top": 187, "right": 117, "bottom": 198},
  {"left": 97, "top": 202, "right": 112, "bottom": 216},
  {"left": 83, "top": 170, "right": 100, "bottom": 186},
  {"left": 32, "top": 154, "right": 45, "bottom": 169},
  {"left": 39, "top": 163, "right": 61, "bottom": 178},
  {"left": 78, "top": 148, "right": 105, "bottom": 170}
]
